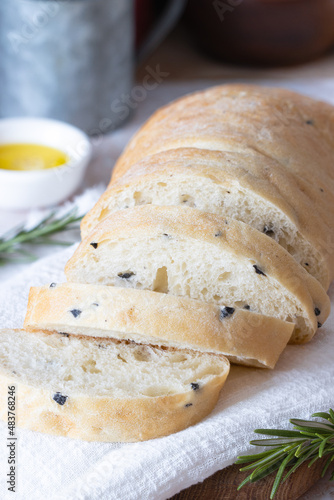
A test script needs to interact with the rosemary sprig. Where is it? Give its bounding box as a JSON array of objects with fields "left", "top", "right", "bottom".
[
  {"left": 0, "top": 208, "right": 83, "bottom": 265},
  {"left": 236, "top": 410, "right": 334, "bottom": 499}
]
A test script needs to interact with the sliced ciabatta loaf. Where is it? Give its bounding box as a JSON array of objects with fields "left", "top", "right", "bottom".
[
  {"left": 81, "top": 148, "right": 331, "bottom": 288},
  {"left": 65, "top": 205, "right": 330, "bottom": 344},
  {"left": 0, "top": 329, "right": 229, "bottom": 442},
  {"left": 24, "top": 283, "right": 295, "bottom": 368}
]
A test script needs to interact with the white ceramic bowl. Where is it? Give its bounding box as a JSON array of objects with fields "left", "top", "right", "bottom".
[{"left": 0, "top": 117, "right": 92, "bottom": 210}]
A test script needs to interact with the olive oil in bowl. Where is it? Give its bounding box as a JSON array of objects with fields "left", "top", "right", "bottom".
[
  {"left": 0, "top": 143, "right": 68, "bottom": 171},
  {"left": 0, "top": 117, "right": 91, "bottom": 209}
]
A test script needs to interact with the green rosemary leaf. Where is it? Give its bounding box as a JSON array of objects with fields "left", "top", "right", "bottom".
[
  {"left": 236, "top": 475, "right": 252, "bottom": 491},
  {"left": 308, "top": 454, "right": 321, "bottom": 468},
  {"left": 236, "top": 448, "right": 282, "bottom": 464},
  {"left": 33, "top": 238, "right": 72, "bottom": 246},
  {"left": 239, "top": 448, "right": 287, "bottom": 472},
  {"left": 290, "top": 419, "right": 334, "bottom": 432},
  {"left": 329, "top": 410, "right": 334, "bottom": 424},
  {"left": 294, "top": 440, "right": 311, "bottom": 458},
  {"left": 319, "top": 436, "right": 334, "bottom": 457},
  {"left": 322, "top": 454, "right": 334, "bottom": 478},
  {"left": 270, "top": 449, "right": 296, "bottom": 499},
  {"left": 295, "top": 440, "right": 320, "bottom": 460},
  {"left": 248, "top": 460, "right": 282, "bottom": 483},
  {"left": 299, "top": 431, "right": 325, "bottom": 438},
  {"left": 238, "top": 463, "right": 279, "bottom": 491},
  {"left": 254, "top": 429, "right": 304, "bottom": 437},
  {"left": 312, "top": 412, "right": 332, "bottom": 420},
  {"left": 250, "top": 438, "right": 305, "bottom": 447}
]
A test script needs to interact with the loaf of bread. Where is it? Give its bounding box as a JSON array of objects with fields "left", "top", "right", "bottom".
[
  {"left": 108, "top": 85, "right": 334, "bottom": 289},
  {"left": 24, "top": 283, "right": 295, "bottom": 368},
  {"left": 66, "top": 205, "right": 330, "bottom": 344},
  {"left": 81, "top": 148, "right": 330, "bottom": 288},
  {"left": 0, "top": 328, "right": 229, "bottom": 441}
]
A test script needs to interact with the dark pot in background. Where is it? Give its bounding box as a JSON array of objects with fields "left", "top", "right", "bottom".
[{"left": 185, "top": 0, "right": 334, "bottom": 66}]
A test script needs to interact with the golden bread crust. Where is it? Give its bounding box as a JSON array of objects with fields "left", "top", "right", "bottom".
[{"left": 24, "top": 283, "right": 295, "bottom": 368}]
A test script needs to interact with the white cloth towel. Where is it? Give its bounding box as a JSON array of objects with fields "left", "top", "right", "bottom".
[
  {"left": 1, "top": 50, "right": 334, "bottom": 498},
  {"left": 0, "top": 243, "right": 333, "bottom": 500}
]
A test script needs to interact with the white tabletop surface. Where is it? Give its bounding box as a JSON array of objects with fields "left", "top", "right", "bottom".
[{"left": 0, "top": 26, "right": 334, "bottom": 499}]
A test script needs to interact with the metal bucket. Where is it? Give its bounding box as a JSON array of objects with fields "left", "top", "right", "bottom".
[{"left": 0, "top": 0, "right": 134, "bottom": 134}]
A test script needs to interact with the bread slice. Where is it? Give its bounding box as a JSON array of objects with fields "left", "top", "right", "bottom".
[
  {"left": 24, "top": 283, "right": 295, "bottom": 369},
  {"left": 81, "top": 148, "right": 331, "bottom": 288},
  {"left": 0, "top": 328, "right": 229, "bottom": 442},
  {"left": 65, "top": 205, "right": 330, "bottom": 344}
]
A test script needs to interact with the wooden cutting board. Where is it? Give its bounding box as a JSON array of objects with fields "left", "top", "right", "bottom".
[{"left": 169, "top": 457, "right": 327, "bottom": 500}]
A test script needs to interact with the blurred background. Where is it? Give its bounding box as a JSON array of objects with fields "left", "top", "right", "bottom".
[{"left": 2, "top": 0, "right": 334, "bottom": 129}]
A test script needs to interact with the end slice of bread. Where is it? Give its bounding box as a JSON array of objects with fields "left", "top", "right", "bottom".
[
  {"left": 0, "top": 329, "right": 229, "bottom": 442},
  {"left": 24, "top": 283, "right": 295, "bottom": 369}
]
